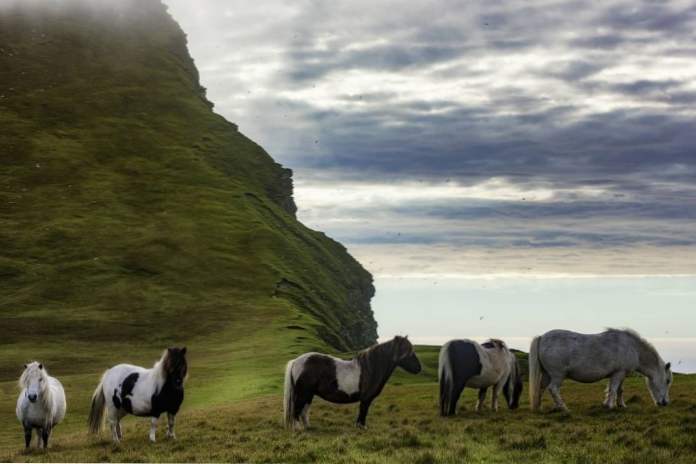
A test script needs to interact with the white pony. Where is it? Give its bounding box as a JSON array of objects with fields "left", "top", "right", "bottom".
[
  {"left": 88, "top": 347, "right": 188, "bottom": 443},
  {"left": 16, "top": 362, "right": 67, "bottom": 449}
]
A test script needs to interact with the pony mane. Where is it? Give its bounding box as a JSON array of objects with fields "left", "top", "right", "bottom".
[
  {"left": 18, "top": 362, "right": 53, "bottom": 412},
  {"left": 153, "top": 350, "right": 170, "bottom": 382},
  {"left": 605, "top": 328, "right": 661, "bottom": 364},
  {"left": 482, "top": 339, "right": 507, "bottom": 350},
  {"left": 155, "top": 347, "right": 188, "bottom": 382},
  {"left": 356, "top": 337, "right": 412, "bottom": 390},
  {"left": 18, "top": 361, "right": 48, "bottom": 389}
]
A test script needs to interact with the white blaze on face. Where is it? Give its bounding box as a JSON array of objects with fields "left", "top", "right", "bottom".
[{"left": 334, "top": 358, "right": 361, "bottom": 395}]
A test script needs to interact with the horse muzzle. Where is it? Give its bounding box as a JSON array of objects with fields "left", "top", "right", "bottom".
[
  {"left": 27, "top": 393, "right": 38, "bottom": 403},
  {"left": 657, "top": 399, "right": 669, "bottom": 407}
]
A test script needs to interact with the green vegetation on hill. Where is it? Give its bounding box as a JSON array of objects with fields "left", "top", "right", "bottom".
[
  {"left": 0, "top": 0, "right": 376, "bottom": 366},
  {"left": 0, "top": 0, "right": 378, "bottom": 451}
]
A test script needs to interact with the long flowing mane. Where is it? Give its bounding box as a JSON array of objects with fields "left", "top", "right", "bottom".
[
  {"left": 152, "top": 350, "right": 170, "bottom": 382},
  {"left": 18, "top": 362, "right": 54, "bottom": 419},
  {"left": 154, "top": 347, "right": 188, "bottom": 382},
  {"left": 356, "top": 339, "right": 396, "bottom": 373},
  {"left": 356, "top": 337, "right": 412, "bottom": 397},
  {"left": 605, "top": 328, "right": 661, "bottom": 365},
  {"left": 482, "top": 338, "right": 507, "bottom": 350}
]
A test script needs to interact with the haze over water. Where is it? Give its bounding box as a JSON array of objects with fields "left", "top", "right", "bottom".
[{"left": 372, "top": 275, "right": 696, "bottom": 373}]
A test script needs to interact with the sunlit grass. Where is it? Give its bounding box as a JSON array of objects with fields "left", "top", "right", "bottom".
[{"left": 3, "top": 372, "right": 695, "bottom": 463}]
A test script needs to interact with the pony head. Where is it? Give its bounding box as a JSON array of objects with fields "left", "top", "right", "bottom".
[
  {"left": 646, "top": 361, "right": 672, "bottom": 407},
  {"left": 19, "top": 362, "right": 48, "bottom": 404},
  {"left": 392, "top": 336, "right": 421, "bottom": 374},
  {"left": 163, "top": 347, "right": 188, "bottom": 390}
]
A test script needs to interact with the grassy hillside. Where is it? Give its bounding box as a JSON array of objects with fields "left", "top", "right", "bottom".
[{"left": 0, "top": 0, "right": 378, "bottom": 452}]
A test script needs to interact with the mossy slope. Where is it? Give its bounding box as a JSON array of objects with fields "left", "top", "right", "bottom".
[{"left": 0, "top": 0, "right": 377, "bottom": 369}]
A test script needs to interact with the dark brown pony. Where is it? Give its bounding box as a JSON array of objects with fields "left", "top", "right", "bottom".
[{"left": 284, "top": 336, "right": 421, "bottom": 429}]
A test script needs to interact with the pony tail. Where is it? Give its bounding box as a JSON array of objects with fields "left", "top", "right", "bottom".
[
  {"left": 438, "top": 344, "right": 452, "bottom": 417},
  {"left": 529, "top": 336, "right": 543, "bottom": 411},
  {"left": 88, "top": 372, "right": 107, "bottom": 434},
  {"left": 283, "top": 360, "right": 295, "bottom": 429}
]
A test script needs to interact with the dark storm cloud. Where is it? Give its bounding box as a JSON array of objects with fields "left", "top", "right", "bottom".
[{"left": 164, "top": 0, "right": 696, "bottom": 269}]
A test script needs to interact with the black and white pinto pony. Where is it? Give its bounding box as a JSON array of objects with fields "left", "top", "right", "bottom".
[
  {"left": 283, "top": 336, "right": 421, "bottom": 429},
  {"left": 16, "top": 362, "right": 67, "bottom": 449},
  {"left": 439, "top": 339, "right": 522, "bottom": 416},
  {"left": 529, "top": 329, "right": 673, "bottom": 411},
  {"left": 88, "top": 347, "right": 188, "bottom": 443}
]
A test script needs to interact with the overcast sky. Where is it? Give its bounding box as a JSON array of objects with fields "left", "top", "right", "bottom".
[
  {"left": 163, "top": 1, "right": 696, "bottom": 368},
  {"left": 165, "top": 0, "right": 696, "bottom": 277}
]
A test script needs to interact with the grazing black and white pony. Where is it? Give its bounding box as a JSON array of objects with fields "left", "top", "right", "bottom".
[
  {"left": 16, "top": 362, "right": 67, "bottom": 449},
  {"left": 88, "top": 347, "right": 188, "bottom": 443},
  {"left": 529, "top": 329, "right": 673, "bottom": 411},
  {"left": 439, "top": 339, "right": 522, "bottom": 416},
  {"left": 283, "top": 336, "right": 421, "bottom": 430}
]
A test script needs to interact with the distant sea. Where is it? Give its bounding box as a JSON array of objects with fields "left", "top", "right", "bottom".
[{"left": 374, "top": 275, "right": 696, "bottom": 373}]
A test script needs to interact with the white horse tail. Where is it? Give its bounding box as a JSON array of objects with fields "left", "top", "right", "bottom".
[
  {"left": 529, "top": 336, "right": 543, "bottom": 411},
  {"left": 438, "top": 343, "right": 452, "bottom": 417},
  {"left": 88, "top": 372, "right": 107, "bottom": 434},
  {"left": 283, "top": 360, "right": 295, "bottom": 429}
]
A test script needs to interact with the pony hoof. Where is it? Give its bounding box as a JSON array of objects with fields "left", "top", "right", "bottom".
[{"left": 355, "top": 423, "right": 367, "bottom": 430}]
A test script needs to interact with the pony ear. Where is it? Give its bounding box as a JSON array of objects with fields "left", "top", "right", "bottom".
[
  {"left": 666, "top": 362, "right": 671, "bottom": 371},
  {"left": 181, "top": 346, "right": 187, "bottom": 355},
  {"left": 38, "top": 364, "right": 43, "bottom": 370}
]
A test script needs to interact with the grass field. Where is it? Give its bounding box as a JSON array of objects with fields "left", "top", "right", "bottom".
[{"left": 2, "top": 346, "right": 695, "bottom": 463}]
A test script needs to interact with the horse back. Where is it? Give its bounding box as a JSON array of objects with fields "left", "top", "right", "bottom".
[
  {"left": 103, "top": 364, "right": 158, "bottom": 416},
  {"left": 292, "top": 352, "right": 361, "bottom": 404},
  {"left": 442, "top": 340, "right": 484, "bottom": 386},
  {"left": 539, "top": 330, "right": 640, "bottom": 382}
]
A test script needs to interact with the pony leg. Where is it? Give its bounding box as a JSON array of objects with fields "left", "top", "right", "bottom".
[
  {"left": 149, "top": 417, "right": 158, "bottom": 443},
  {"left": 492, "top": 381, "right": 505, "bottom": 412},
  {"left": 106, "top": 407, "right": 121, "bottom": 443},
  {"left": 41, "top": 427, "right": 50, "bottom": 449},
  {"left": 356, "top": 399, "right": 373, "bottom": 428},
  {"left": 300, "top": 400, "right": 312, "bottom": 429},
  {"left": 166, "top": 413, "right": 176, "bottom": 439},
  {"left": 617, "top": 381, "right": 627, "bottom": 408},
  {"left": 535, "top": 370, "right": 551, "bottom": 411},
  {"left": 548, "top": 379, "right": 569, "bottom": 411},
  {"left": 293, "top": 389, "right": 312, "bottom": 431},
  {"left": 116, "top": 422, "right": 123, "bottom": 440},
  {"left": 23, "top": 425, "right": 32, "bottom": 449},
  {"left": 476, "top": 388, "right": 487, "bottom": 411},
  {"left": 604, "top": 372, "right": 626, "bottom": 409},
  {"left": 449, "top": 381, "right": 466, "bottom": 416}
]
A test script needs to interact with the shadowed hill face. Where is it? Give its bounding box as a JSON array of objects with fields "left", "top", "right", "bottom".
[{"left": 0, "top": 0, "right": 377, "bottom": 371}]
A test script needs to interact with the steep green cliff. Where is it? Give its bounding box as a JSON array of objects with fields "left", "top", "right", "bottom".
[{"left": 0, "top": 0, "right": 377, "bottom": 360}]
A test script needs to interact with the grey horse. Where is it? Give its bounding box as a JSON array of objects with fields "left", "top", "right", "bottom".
[{"left": 529, "top": 328, "right": 672, "bottom": 411}]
